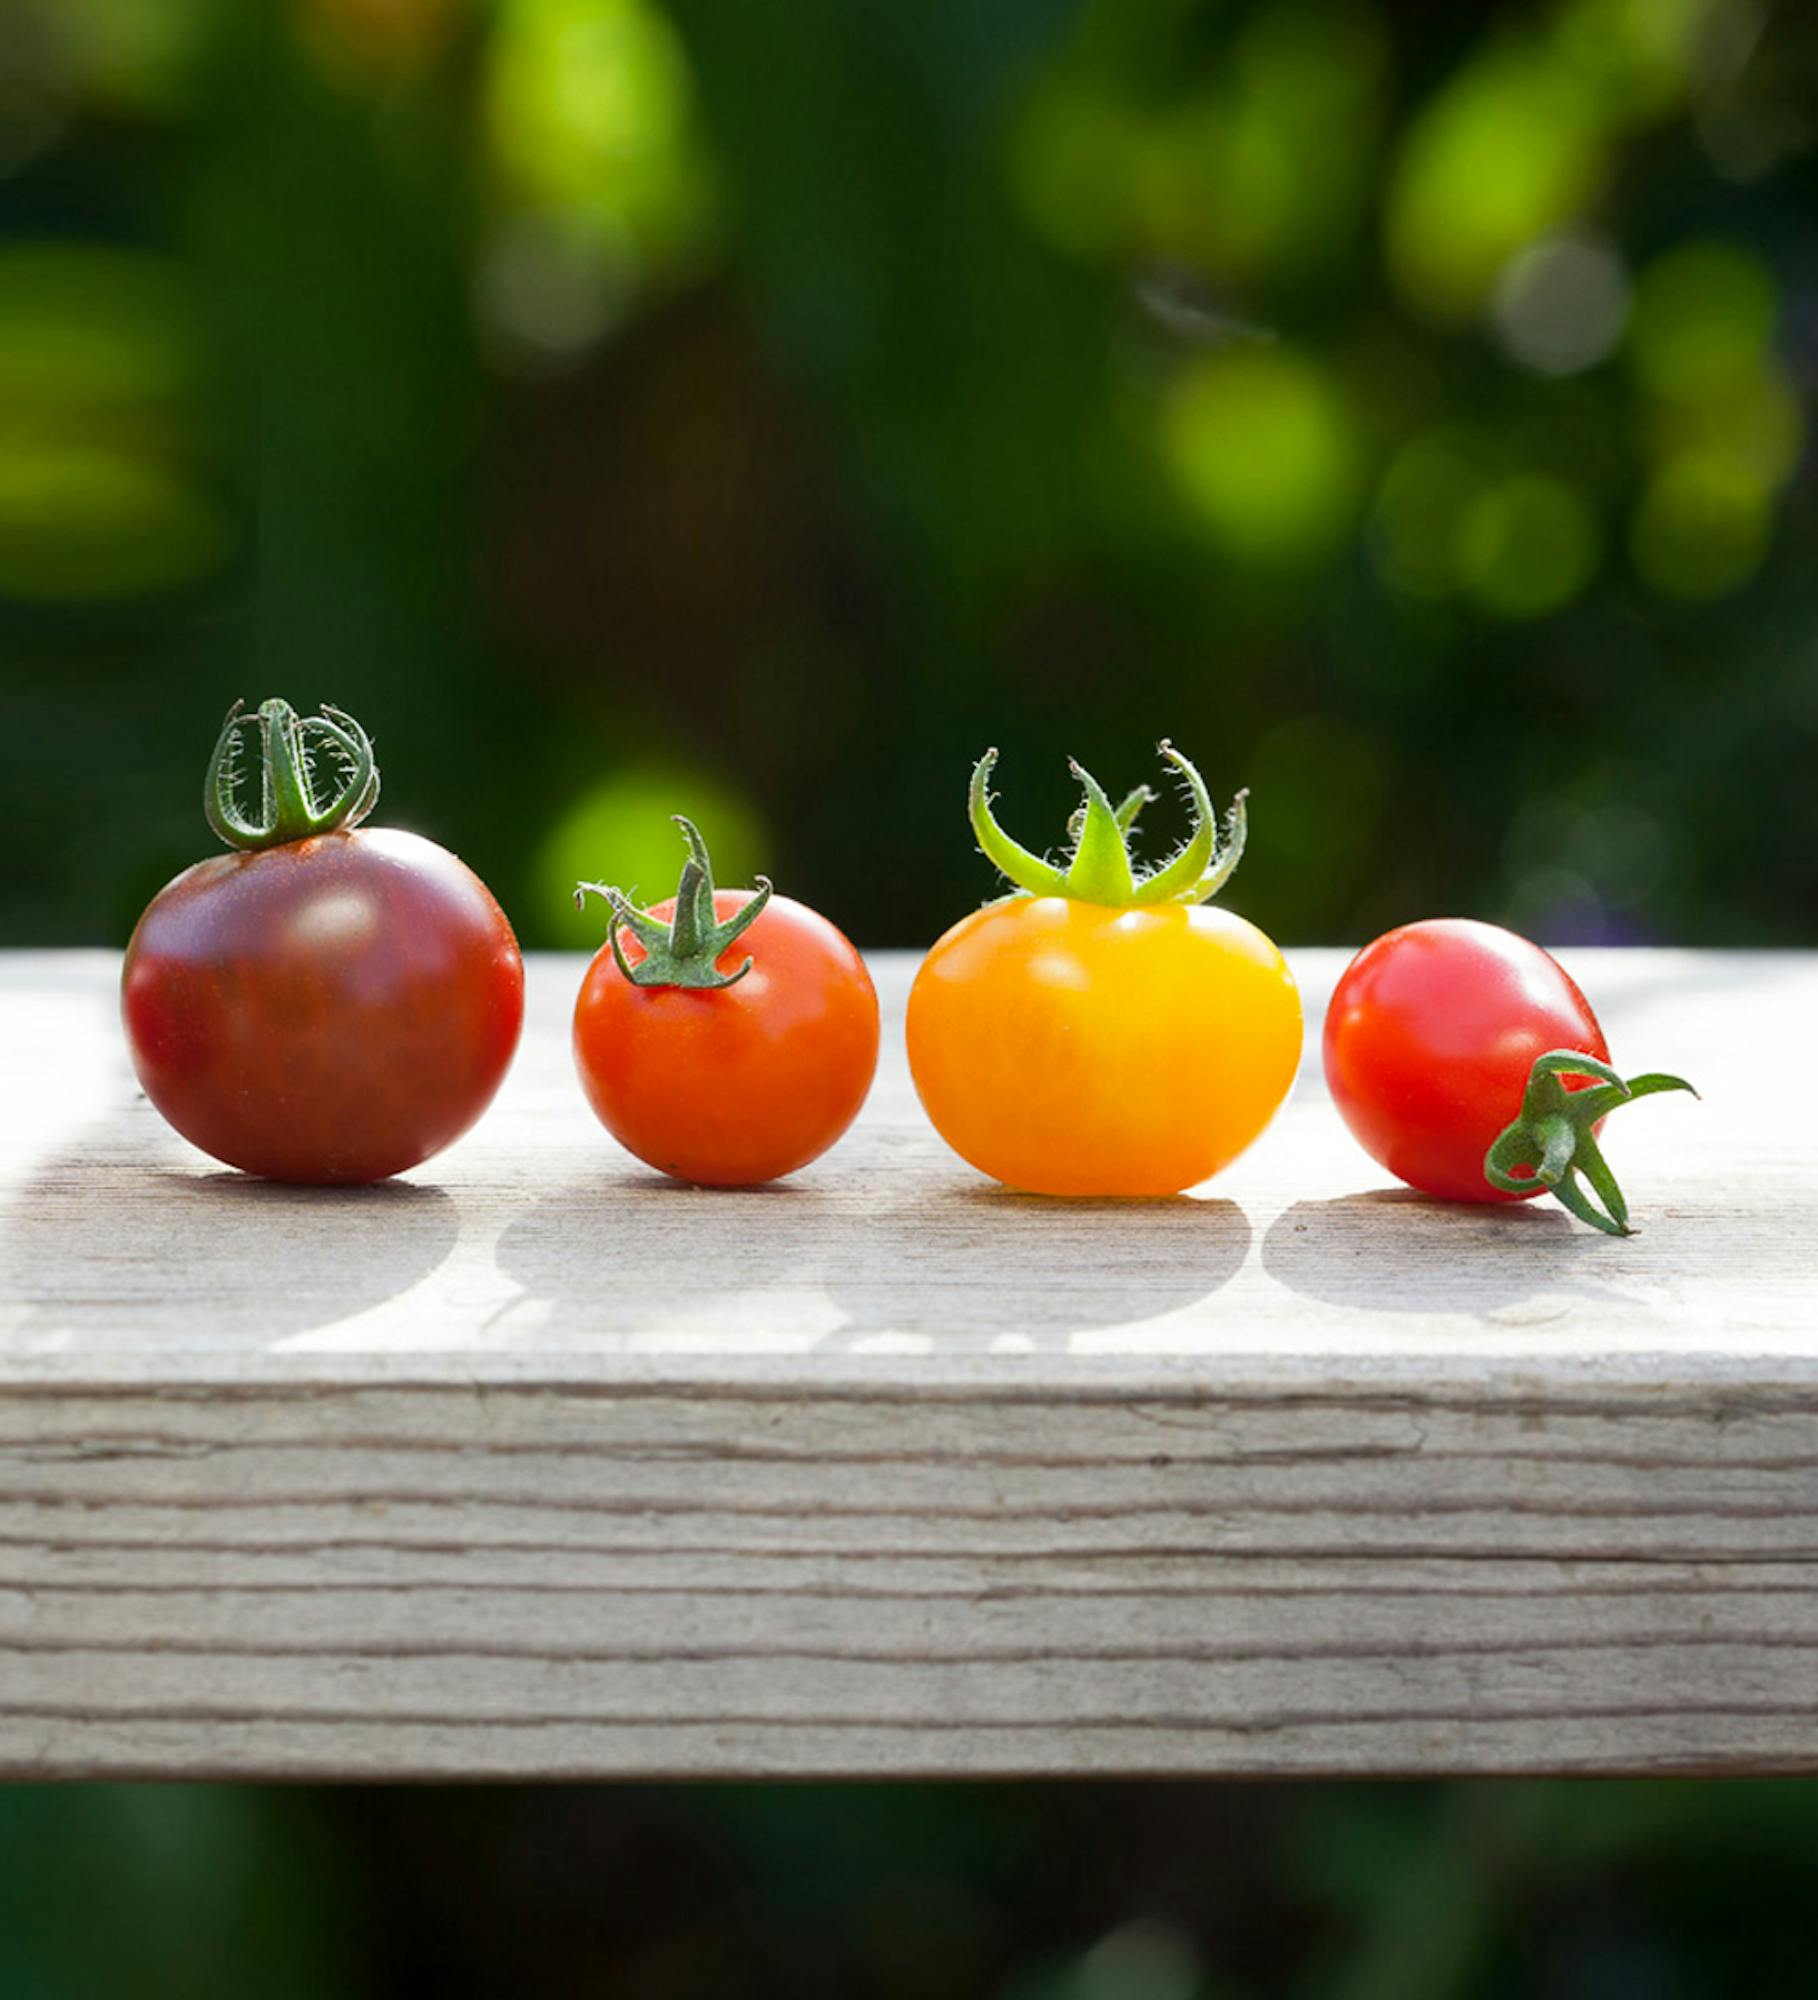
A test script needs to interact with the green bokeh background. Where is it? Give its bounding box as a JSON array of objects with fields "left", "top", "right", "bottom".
[
  {"left": 2, "top": 0, "right": 1815, "bottom": 952},
  {"left": 3, "top": 0, "right": 1816, "bottom": 1990},
  {"left": 6, "top": 1779, "right": 1818, "bottom": 1996}
]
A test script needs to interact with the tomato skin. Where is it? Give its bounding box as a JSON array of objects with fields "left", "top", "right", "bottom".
[
  {"left": 906, "top": 897, "right": 1301, "bottom": 1196},
  {"left": 1322, "top": 918, "right": 1610, "bottom": 1203},
  {"left": 122, "top": 828, "right": 524, "bottom": 1184},
  {"left": 573, "top": 890, "right": 879, "bottom": 1186}
]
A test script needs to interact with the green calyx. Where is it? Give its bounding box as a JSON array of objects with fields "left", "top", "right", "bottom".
[
  {"left": 205, "top": 698, "right": 380, "bottom": 851},
  {"left": 1484, "top": 1050, "right": 1698, "bottom": 1237},
  {"left": 969, "top": 741, "right": 1247, "bottom": 908},
  {"left": 576, "top": 815, "right": 772, "bottom": 991}
]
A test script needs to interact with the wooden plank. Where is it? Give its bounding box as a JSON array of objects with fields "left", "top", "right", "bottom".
[{"left": 1, "top": 948, "right": 1815, "bottom": 1779}]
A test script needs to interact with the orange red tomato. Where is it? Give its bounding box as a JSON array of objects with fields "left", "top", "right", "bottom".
[{"left": 572, "top": 819, "right": 878, "bottom": 1185}]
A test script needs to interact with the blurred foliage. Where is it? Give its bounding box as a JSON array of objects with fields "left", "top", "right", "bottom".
[
  {"left": 0, "top": 1783, "right": 367, "bottom": 1995},
  {"left": 5, "top": 1777, "right": 1818, "bottom": 1997},
  {"left": 2, "top": 0, "right": 1816, "bottom": 945}
]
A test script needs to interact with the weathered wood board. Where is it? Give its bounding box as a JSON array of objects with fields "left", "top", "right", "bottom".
[{"left": 1, "top": 948, "right": 1814, "bottom": 1779}]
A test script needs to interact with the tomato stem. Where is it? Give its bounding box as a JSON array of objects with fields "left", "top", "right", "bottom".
[
  {"left": 576, "top": 816, "right": 773, "bottom": 990},
  {"left": 1483, "top": 1049, "right": 1698, "bottom": 1235},
  {"left": 204, "top": 698, "right": 380, "bottom": 850},
  {"left": 969, "top": 741, "right": 1248, "bottom": 908}
]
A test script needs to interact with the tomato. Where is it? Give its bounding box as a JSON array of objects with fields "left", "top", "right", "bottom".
[
  {"left": 1324, "top": 919, "right": 1605, "bottom": 1205},
  {"left": 122, "top": 699, "right": 523, "bottom": 1184},
  {"left": 907, "top": 743, "right": 1300, "bottom": 1196},
  {"left": 1323, "top": 917, "right": 1694, "bottom": 1234},
  {"left": 572, "top": 818, "right": 878, "bottom": 1185}
]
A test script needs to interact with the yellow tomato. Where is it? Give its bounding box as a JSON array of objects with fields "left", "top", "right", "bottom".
[{"left": 906, "top": 744, "right": 1301, "bottom": 1196}]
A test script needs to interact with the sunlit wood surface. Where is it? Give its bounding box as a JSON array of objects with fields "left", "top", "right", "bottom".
[{"left": 2, "top": 948, "right": 1813, "bottom": 1779}]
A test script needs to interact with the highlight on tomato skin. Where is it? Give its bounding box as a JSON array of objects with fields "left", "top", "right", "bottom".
[
  {"left": 121, "top": 699, "right": 525, "bottom": 1185},
  {"left": 570, "top": 816, "right": 879, "bottom": 1187},
  {"left": 1321, "top": 916, "right": 1696, "bottom": 1236},
  {"left": 906, "top": 741, "right": 1302, "bottom": 1198}
]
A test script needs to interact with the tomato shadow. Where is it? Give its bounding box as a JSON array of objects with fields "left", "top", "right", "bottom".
[
  {"left": 494, "top": 1172, "right": 836, "bottom": 1346},
  {"left": 1261, "top": 1188, "right": 1645, "bottom": 1318},
  {"left": 811, "top": 1174, "right": 1252, "bottom": 1350},
  {"left": 494, "top": 1167, "right": 1251, "bottom": 1351},
  {"left": 2, "top": 1103, "right": 460, "bottom": 1349}
]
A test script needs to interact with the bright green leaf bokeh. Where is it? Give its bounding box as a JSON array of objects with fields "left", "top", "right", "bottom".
[
  {"left": 1630, "top": 453, "right": 1771, "bottom": 602},
  {"left": 530, "top": 766, "right": 771, "bottom": 951},
  {"left": 1163, "top": 346, "right": 1359, "bottom": 566},
  {"left": 1457, "top": 473, "right": 1600, "bottom": 619},
  {"left": 1629, "top": 239, "right": 1778, "bottom": 403},
  {"left": 1386, "top": 50, "right": 1602, "bottom": 319}
]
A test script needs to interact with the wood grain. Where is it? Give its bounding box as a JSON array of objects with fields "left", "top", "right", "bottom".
[{"left": 1, "top": 947, "right": 1814, "bottom": 1778}]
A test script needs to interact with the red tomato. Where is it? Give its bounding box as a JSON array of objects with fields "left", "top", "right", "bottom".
[
  {"left": 572, "top": 825, "right": 877, "bottom": 1186},
  {"left": 1322, "top": 918, "right": 1608, "bottom": 1204},
  {"left": 123, "top": 700, "right": 524, "bottom": 1184}
]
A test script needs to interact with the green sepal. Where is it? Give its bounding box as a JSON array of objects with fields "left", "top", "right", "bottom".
[
  {"left": 576, "top": 815, "right": 772, "bottom": 991},
  {"left": 1483, "top": 1049, "right": 1698, "bottom": 1236},
  {"left": 969, "top": 741, "right": 1248, "bottom": 908},
  {"left": 204, "top": 698, "right": 380, "bottom": 851}
]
